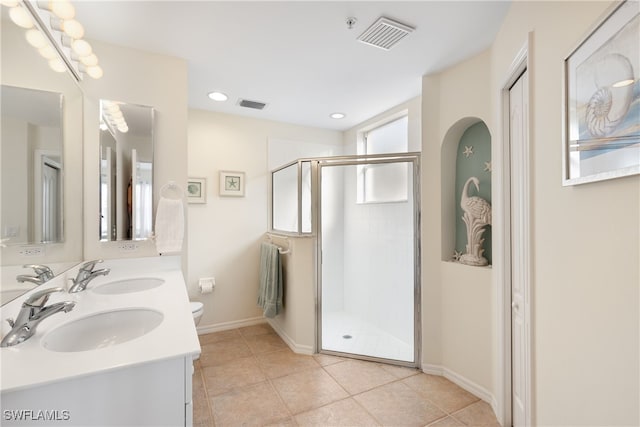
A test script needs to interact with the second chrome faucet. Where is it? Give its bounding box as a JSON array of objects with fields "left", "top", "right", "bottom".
[{"left": 68, "top": 260, "right": 110, "bottom": 293}]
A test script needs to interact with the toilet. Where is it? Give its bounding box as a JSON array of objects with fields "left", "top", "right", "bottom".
[{"left": 191, "top": 301, "right": 204, "bottom": 326}]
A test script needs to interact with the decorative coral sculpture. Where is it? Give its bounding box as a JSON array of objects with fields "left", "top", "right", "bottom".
[{"left": 459, "top": 176, "right": 491, "bottom": 266}]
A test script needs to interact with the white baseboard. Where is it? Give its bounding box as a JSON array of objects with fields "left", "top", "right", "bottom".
[
  {"left": 421, "top": 363, "right": 498, "bottom": 420},
  {"left": 196, "top": 316, "right": 267, "bottom": 335},
  {"left": 267, "top": 319, "right": 314, "bottom": 355}
]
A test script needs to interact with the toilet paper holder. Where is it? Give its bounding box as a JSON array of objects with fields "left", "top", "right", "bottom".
[{"left": 198, "top": 277, "right": 215, "bottom": 293}]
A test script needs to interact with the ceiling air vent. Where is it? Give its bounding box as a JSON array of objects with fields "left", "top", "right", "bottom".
[
  {"left": 357, "top": 17, "right": 414, "bottom": 50},
  {"left": 238, "top": 99, "right": 267, "bottom": 110}
]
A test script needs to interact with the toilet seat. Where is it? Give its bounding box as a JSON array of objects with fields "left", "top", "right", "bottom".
[{"left": 191, "top": 301, "right": 203, "bottom": 316}]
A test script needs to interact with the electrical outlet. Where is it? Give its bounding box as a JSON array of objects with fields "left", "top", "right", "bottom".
[
  {"left": 19, "top": 245, "right": 44, "bottom": 257},
  {"left": 118, "top": 242, "right": 138, "bottom": 252}
]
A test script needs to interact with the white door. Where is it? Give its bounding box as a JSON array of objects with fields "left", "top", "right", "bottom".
[
  {"left": 41, "top": 160, "right": 61, "bottom": 242},
  {"left": 509, "top": 70, "right": 529, "bottom": 426}
]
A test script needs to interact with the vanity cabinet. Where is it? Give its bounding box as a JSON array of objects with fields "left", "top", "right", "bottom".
[{"left": 1, "top": 355, "right": 194, "bottom": 426}]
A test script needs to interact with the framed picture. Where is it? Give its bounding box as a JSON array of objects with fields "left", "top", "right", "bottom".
[
  {"left": 219, "top": 171, "right": 245, "bottom": 197},
  {"left": 187, "top": 178, "right": 206, "bottom": 203},
  {"left": 562, "top": 0, "right": 639, "bottom": 186}
]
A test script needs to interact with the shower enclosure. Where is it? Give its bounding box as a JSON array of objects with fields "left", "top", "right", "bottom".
[{"left": 271, "top": 153, "right": 420, "bottom": 366}]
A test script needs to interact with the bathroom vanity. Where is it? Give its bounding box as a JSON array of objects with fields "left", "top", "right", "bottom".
[{"left": 0, "top": 257, "right": 200, "bottom": 426}]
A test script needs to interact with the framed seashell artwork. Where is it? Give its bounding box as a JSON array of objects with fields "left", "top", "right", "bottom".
[{"left": 563, "top": 0, "right": 639, "bottom": 185}]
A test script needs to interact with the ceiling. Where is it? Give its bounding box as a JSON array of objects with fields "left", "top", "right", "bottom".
[{"left": 74, "top": 1, "right": 511, "bottom": 131}]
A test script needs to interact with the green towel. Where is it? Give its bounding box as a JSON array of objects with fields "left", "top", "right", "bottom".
[{"left": 258, "top": 242, "right": 283, "bottom": 318}]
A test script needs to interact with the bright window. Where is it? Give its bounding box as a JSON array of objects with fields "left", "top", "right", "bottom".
[{"left": 357, "top": 116, "right": 409, "bottom": 203}]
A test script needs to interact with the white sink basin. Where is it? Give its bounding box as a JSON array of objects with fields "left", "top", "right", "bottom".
[
  {"left": 91, "top": 277, "right": 165, "bottom": 295},
  {"left": 42, "top": 308, "right": 164, "bottom": 352}
]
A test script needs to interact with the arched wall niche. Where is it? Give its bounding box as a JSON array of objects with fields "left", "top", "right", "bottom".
[{"left": 441, "top": 117, "right": 492, "bottom": 264}]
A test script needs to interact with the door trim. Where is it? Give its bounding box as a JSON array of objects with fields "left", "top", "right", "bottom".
[{"left": 497, "top": 34, "right": 533, "bottom": 427}]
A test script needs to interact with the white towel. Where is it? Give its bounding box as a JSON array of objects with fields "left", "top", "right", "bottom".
[{"left": 155, "top": 197, "right": 184, "bottom": 254}]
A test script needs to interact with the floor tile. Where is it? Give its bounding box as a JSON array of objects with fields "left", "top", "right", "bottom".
[
  {"left": 294, "top": 397, "right": 381, "bottom": 426},
  {"left": 451, "top": 401, "right": 500, "bottom": 426},
  {"left": 256, "top": 349, "right": 320, "bottom": 379},
  {"left": 324, "top": 360, "right": 397, "bottom": 395},
  {"left": 402, "top": 374, "right": 479, "bottom": 414},
  {"left": 354, "top": 381, "right": 446, "bottom": 426},
  {"left": 202, "top": 356, "right": 266, "bottom": 396},
  {"left": 199, "top": 337, "right": 253, "bottom": 367},
  {"left": 427, "top": 415, "right": 465, "bottom": 426},
  {"left": 192, "top": 368, "right": 213, "bottom": 425},
  {"left": 246, "top": 332, "right": 288, "bottom": 354},
  {"left": 238, "top": 323, "right": 274, "bottom": 337},
  {"left": 312, "top": 353, "right": 347, "bottom": 366},
  {"left": 378, "top": 363, "right": 420, "bottom": 379},
  {"left": 199, "top": 329, "right": 241, "bottom": 345},
  {"left": 211, "top": 381, "right": 290, "bottom": 427},
  {"left": 272, "top": 368, "right": 348, "bottom": 414}
]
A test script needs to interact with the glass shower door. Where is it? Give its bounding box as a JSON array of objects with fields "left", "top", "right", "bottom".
[{"left": 318, "top": 156, "right": 419, "bottom": 365}]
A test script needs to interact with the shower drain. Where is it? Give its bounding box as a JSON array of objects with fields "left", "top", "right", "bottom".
[{"left": 342, "top": 334, "right": 353, "bottom": 339}]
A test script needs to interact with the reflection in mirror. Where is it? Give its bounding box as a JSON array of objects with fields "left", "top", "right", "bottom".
[
  {"left": 1, "top": 12, "right": 83, "bottom": 306},
  {"left": 99, "top": 100, "right": 154, "bottom": 241},
  {"left": 1, "top": 86, "right": 63, "bottom": 244}
]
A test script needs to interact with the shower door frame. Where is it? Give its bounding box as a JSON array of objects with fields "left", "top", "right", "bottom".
[{"left": 314, "top": 152, "right": 422, "bottom": 368}]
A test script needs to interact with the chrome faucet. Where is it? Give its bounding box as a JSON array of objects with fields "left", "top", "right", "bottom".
[
  {"left": 68, "top": 259, "right": 110, "bottom": 293},
  {"left": 16, "top": 264, "right": 54, "bottom": 285},
  {"left": 1, "top": 287, "right": 75, "bottom": 347}
]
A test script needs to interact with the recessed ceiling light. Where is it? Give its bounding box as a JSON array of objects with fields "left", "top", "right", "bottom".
[
  {"left": 208, "top": 91, "right": 228, "bottom": 102},
  {"left": 330, "top": 112, "right": 346, "bottom": 119}
]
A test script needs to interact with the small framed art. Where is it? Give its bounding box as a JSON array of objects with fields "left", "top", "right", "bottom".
[
  {"left": 187, "top": 178, "right": 206, "bottom": 203},
  {"left": 219, "top": 171, "right": 245, "bottom": 197}
]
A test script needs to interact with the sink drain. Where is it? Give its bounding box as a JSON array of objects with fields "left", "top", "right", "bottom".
[{"left": 342, "top": 334, "right": 352, "bottom": 339}]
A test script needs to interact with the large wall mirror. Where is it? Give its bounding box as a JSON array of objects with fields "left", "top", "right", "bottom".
[
  {"left": 1, "top": 10, "right": 83, "bottom": 303},
  {"left": 1, "top": 86, "right": 63, "bottom": 244},
  {"left": 99, "top": 100, "right": 154, "bottom": 242}
]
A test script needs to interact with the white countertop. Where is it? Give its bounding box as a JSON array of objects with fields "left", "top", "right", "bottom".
[{"left": 0, "top": 256, "right": 201, "bottom": 393}]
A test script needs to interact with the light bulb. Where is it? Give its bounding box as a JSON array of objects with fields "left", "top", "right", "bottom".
[
  {"left": 25, "top": 29, "right": 48, "bottom": 49},
  {"left": 86, "top": 65, "right": 103, "bottom": 79},
  {"left": 329, "top": 112, "right": 346, "bottom": 119},
  {"left": 106, "top": 104, "right": 120, "bottom": 113},
  {"left": 48, "top": 58, "right": 66, "bottom": 73},
  {"left": 51, "top": 0, "right": 75, "bottom": 20},
  {"left": 72, "top": 39, "right": 92, "bottom": 56},
  {"left": 61, "top": 19, "right": 84, "bottom": 39},
  {"left": 38, "top": 45, "right": 57, "bottom": 59},
  {"left": 117, "top": 124, "right": 129, "bottom": 133},
  {"left": 79, "top": 53, "right": 98, "bottom": 67},
  {"left": 9, "top": 6, "right": 34, "bottom": 28},
  {"left": 1, "top": 1, "right": 19, "bottom": 7},
  {"left": 99, "top": 122, "right": 108, "bottom": 131},
  {"left": 208, "top": 91, "right": 228, "bottom": 102}
]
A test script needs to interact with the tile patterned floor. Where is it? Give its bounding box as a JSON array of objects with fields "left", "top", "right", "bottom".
[{"left": 193, "top": 324, "right": 500, "bottom": 427}]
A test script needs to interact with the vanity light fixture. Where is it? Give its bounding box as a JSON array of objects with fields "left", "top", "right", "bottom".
[
  {"left": 330, "top": 112, "right": 346, "bottom": 119},
  {"left": 1, "top": 0, "right": 103, "bottom": 80},
  {"left": 101, "top": 100, "right": 129, "bottom": 134},
  {"left": 208, "top": 91, "right": 228, "bottom": 102}
]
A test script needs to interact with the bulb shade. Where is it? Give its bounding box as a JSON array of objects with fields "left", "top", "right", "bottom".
[
  {"left": 38, "top": 45, "right": 57, "bottom": 59},
  {"left": 80, "top": 53, "right": 98, "bottom": 66},
  {"left": 117, "top": 125, "right": 129, "bottom": 133},
  {"left": 71, "top": 39, "right": 92, "bottom": 56},
  {"left": 25, "top": 29, "right": 48, "bottom": 48},
  {"left": 86, "top": 65, "right": 103, "bottom": 79},
  {"left": 62, "top": 19, "right": 84, "bottom": 39},
  {"left": 51, "top": 0, "right": 75, "bottom": 20},
  {"left": 9, "top": 6, "right": 34, "bottom": 28},
  {"left": 48, "top": 58, "right": 67, "bottom": 73}
]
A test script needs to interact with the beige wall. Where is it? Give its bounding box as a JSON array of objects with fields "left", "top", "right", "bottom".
[
  {"left": 423, "top": 1, "right": 639, "bottom": 425},
  {"left": 491, "top": 1, "right": 639, "bottom": 424},
  {"left": 187, "top": 109, "right": 342, "bottom": 329},
  {"left": 81, "top": 40, "right": 188, "bottom": 265},
  {"left": 421, "top": 50, "right": 495, "bottom": 399}
]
